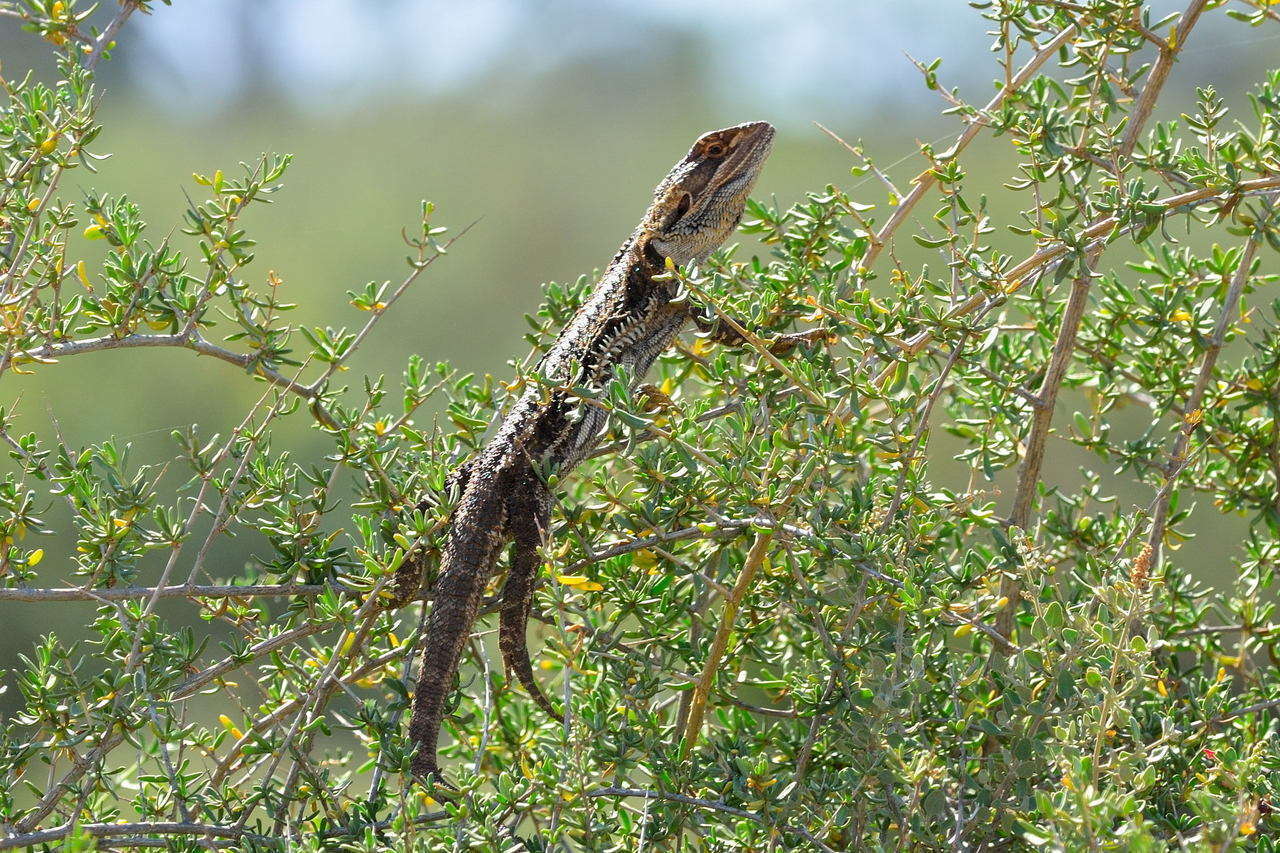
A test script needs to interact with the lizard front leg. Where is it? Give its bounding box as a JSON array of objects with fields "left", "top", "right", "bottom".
[
  {"left": 388, "top": 462, "right": 473, "bottom": 609},
  {"left": 688, "top": 310, "right": 830, "bottom": 356},
  {"left": 498, "top": 498, "right": 560, "bottom": 720}
]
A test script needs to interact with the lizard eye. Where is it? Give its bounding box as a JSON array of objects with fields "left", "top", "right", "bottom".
[{"left": 703, "top": 141, "right": 726, "bottom": 158}]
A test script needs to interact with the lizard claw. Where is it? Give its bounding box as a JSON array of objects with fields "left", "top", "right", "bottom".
[
  {"left": 767, "top": 328, "right": 831, "bottom": 357},
  {"left": 636, "top": 383, "right": 677, "bottom": 413},
  {"left": 409, "top": 757, "right": 459, "bottom": 795}
]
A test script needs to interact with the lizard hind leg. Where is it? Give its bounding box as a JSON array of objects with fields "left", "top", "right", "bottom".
[{"left": 499, "top": 527, "right": 561, "bottom": 720}]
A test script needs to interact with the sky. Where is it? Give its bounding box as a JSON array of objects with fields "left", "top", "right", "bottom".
[{"left": 116, "top": 0, "right": 1262, "bottom": 122}]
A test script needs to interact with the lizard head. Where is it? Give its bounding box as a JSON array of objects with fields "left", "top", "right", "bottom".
[{"left": 645, "top": 121, "right": 775, "bottom": 266}]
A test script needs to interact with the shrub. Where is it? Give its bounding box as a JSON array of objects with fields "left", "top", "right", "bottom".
[{"left": 1, "top": 1, "right": 1279, "bottom": 849}]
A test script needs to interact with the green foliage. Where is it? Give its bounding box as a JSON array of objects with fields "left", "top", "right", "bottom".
[{"left": 2, "top": 0, "right": 1280, "bottom": 849}]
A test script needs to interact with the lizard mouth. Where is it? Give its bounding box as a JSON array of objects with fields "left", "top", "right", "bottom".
[
  {"left": 703, "top": 121, "right": 774, "bottom": 203},
  {"left": 718, "top": 121, "right": 775, "bottom": 178}
]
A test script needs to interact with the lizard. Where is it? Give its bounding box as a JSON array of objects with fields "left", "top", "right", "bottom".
[{"left": 398, "top": 121, "right": 785, "bottom": 784}]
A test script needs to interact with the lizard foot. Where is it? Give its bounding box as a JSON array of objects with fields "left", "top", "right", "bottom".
[
  {"left": 767, "top": 328, "right": 833, "bottom": 357},
  {"left": 636, "top": 383, "right": 677, "bottom": 413},
  {"left": 409, "top": 757, "right": 459, "bottom": 795}
]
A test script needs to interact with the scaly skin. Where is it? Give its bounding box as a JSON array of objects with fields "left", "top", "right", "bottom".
[{"left": 402, "top": 121, "right": 776, "bottom": 783}]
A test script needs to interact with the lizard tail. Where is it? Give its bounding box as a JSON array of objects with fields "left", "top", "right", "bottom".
[
  {"left": 500, "top": 524, "right": 561, "bottom": 720},
  {"left": 407, "top": 524, "right": 497, "bottom": 783}
]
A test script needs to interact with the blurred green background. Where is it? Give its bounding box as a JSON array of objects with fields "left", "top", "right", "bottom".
[{"left": 2, "top": 1, "right": 1277, "bottom": 691}]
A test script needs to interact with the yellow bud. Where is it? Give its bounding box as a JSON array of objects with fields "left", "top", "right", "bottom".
[
  {"left": 953, "top": 623, "right": 973, "bottom": 638},
  {"left": 633, "top": 549, "right": 659, "bottom": 570},
  {"left": 27, "top": 548, "right": 43, "bottom": 567},
  {"left": 217, "top": 714, "right": 243, "bottom": 739}
]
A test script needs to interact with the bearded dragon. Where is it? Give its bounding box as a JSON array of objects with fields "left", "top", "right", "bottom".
[{"left": 400, "top": 121, "right": 779, "bottom": 783}]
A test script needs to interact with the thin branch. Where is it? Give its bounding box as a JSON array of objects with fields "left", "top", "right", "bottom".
[
  {"left": 1144, "top": 236, "right": 1260, "bottom": 567},
  {"left": 0, "top": 331, "right": 335, "bottom": 426},
  {"left": 880, "top": 176, "right": 1280, "bottom": 379},
  {"left": 171, "top": 622, "right": 329, "bottom": 700},
  {"left": 1174, "top": 623, "right": 1280, "bottom": 638},
  {"left": 1118, "top": 0, "right": 1211, "bottom": 158},
  {"left": 0, "top": 808, "right": 452, "bottom": 851},
  {"left": 858, "top": 24, "right": 1078, "bottom": 274},
  {"left": 0, "top": 582, "right": 328, "bottom": 603},
  {"left": 1215, "top": 696, "right": 1280, "bottom": 724},
  {"left": 0, "top": 820, "right": 272, "bottom": 851},
  {"left": 994, "top": 255, "right": 1098, "bottom": 646},
  {"left": 82, "top": 1, "right": 139, "bottom": 71},
  {"left": 584, "top": 787, "right": 836, "bottom": 853},
  {"left": 681, "top": 530, "right": 774, "bottom": 750}
]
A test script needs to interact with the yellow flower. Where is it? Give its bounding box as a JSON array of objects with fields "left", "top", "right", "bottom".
[
  {"left": 1170, "top": 309, "right": 1193, "bottom": 322},
  {"left": 27, "top": 549, "right": 43, "bottom": 566},
  {"left": 1241, "top": 821, "right": 1256, "bottom": 836}
]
